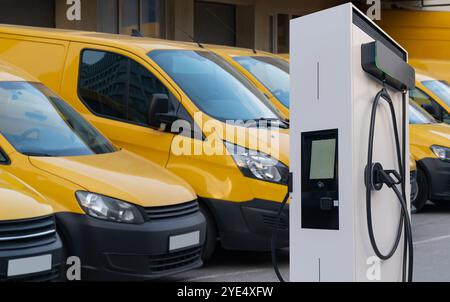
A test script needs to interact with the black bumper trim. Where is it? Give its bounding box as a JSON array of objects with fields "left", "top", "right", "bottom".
[
  {"left": 419, "top": 158, "right": 450, "bottom": 201},
  {"left": 0, "top": 233, "right": 64, "bottom": 281},
  {"left": 202, "top": 198, "right": 289, "bottom": 251},
  {"left": 56, "top": 211, "right": 206, "bottom": 281}
]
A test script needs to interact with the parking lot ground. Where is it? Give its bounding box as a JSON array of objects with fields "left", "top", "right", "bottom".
[
  {"left": 413, "top": 202, "right": 450, "bottom": 282},
  {"left": 166, "top": 202, "right": 450, "bottom": 282},
  {"left": 165, "top": 249, "right": 289, "bottom": 282}
]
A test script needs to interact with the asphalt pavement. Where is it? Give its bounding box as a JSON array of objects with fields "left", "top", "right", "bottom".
[{"left": 166, "top": 201, "right": 450, "bottom": 282}]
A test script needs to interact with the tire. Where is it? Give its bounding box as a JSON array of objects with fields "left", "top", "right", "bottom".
[
  {"left": 412, "top": 168, "right": 429, "bottom": 213},
  {"left": 199, "top": 204, "right": 218, "bottom": 263}
]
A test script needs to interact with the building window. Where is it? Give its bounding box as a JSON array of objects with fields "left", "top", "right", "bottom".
[
  {"left": 111, "top": 0, "right": 165, "bottom": 37},
  {"left": 141, "top": 0, "right": 166, "bottom": 38},
  {"left": 120, "top": 0, "right": 140, "bottom": 35}
]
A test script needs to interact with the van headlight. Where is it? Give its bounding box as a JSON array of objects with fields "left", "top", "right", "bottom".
[
  {"left": 76, "top": 192, "right": 145, "bottom": 224},
  {"left": 225, "top": 142, "right": 289, "bottom": 185},
  {"left": 431, "top": 145, "right": 450, "bottom": 162}
]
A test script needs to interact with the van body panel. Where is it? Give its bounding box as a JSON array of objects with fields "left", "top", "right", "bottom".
[
  {"left": 1, "top": 152, "right": 86, "bottom": 214},
  {"left": 0, "top": 33, "right": 68, "bottom": 92},
  {"left": 0, "top": 170, "right": 53, "bottom": 221},
  {"left": 28, "top": 150, "right": 196, "bottom": 207},
  {"left": 411, "top": 123, "right": 450, "bottom": 160}
]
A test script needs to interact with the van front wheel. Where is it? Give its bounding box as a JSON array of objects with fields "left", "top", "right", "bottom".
[
  {"left": 413, "top": 168, "right": 429, "bottom": 213},
  {"left": 199, "top": 204, "right": 218, "bottom": 263}
]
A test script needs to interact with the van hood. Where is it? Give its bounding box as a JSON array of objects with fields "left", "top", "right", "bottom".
[
  {"left": 29, "top": 150, "right": 197, "bottom": 207},
  {"left": 0, "top": 170, "right": 53, "bottom": 221},
  {"left": 411, "top": 123, "right": 450, "bottom": 148}
]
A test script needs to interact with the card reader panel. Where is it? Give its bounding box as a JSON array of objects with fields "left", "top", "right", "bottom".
[{"left": 301, "top": 129, "right": 339, "bottom": 230}]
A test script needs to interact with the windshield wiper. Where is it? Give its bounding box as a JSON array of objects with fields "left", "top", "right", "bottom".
[
  {"left": 253, "top": 117, "right": 289, "bottom": 129},
  {"left": 22, "top": 152, "right": 55, "bottom": 157}
]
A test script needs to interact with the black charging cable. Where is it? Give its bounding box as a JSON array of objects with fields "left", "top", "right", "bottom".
[
  {"left": 271, "top": 89, "right": 413, "bottom": 283},
  {"left": 365, "top": 87, "right": 414, "bottom": 282},
  {"left": 271, "top": 187, "right": 290, "bottom": 282}
]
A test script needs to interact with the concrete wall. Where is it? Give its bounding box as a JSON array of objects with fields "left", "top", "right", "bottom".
[
  {"left": 169, "top": 0, "right": 346, "bottom": 51},
  {"left": 170, "top": 0, "right": 195, "bottom": 41},
  {"left": 252, "top": 0, "right": 345, "bottom": 50},
  {"left": 55, "top": 0, "right": 99, "bottom": 31},
  {"left": 0, "top": 0, "right": 55, "bottom": 27},
  {"left": 97, "top": 0, "right": 119, "bottom": 34},
  {"left": 236, "top": 4, "right": 255, "bottom": 49}
]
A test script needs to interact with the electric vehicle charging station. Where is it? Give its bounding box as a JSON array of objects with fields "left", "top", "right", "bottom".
[{"left": 289, "top": 3, "right": 415, "bottom": 282}]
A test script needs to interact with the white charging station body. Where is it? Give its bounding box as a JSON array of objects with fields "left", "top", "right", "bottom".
[{"left": 289, "top": 4, "right": 411, "bottom": 282}]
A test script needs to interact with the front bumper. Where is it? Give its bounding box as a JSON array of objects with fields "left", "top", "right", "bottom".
[
  {"left": 420, "top": 158, "right": 450, "bottom": 201},
  {"left": 56, "top": 208, "right": 206, "bottom": 281},
  {"left": 203, "top": 198, "right": 289, "bottom": 251},
  {"left": 0, "top": 234, "right": 64, "bottom": 282}
]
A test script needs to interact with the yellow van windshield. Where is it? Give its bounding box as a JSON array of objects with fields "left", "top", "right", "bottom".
[
  {"left": 149, "top": 50, "right": 281, "bottom": 122},
  {"left": 234, "top": 56, "right": 290, "bottom": 108},
  {"left": 0, "top": 82, "right": 116, "bottom": 157},
  {"left": 422, "top": 80, "right": 450, "bottom": 108}
]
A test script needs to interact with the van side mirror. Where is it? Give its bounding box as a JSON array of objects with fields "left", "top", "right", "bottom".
[{"left": 148, "top": 94, "right": 178, "bottom": 131}]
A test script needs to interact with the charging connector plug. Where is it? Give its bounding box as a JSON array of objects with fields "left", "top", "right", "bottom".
[{"left": 366, "top": 163, "right": 402, "bottom": 191}]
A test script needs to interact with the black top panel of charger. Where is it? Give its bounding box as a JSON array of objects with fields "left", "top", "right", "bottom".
[
  {"left": 353, "top": 9, "right": 406, "bottom": 61},
  {"left": 353, "top": 9, "right": 415, "bottom": 91},
  {"left": 361, "top": 41, "right": 415, "bottom": 91}
]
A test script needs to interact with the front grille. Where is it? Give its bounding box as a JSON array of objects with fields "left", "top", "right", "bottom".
[
  {"left": 0, "top": 216, "right": 57, "bottom": 251},
  {"left": 145, "top": 201, "right": 199, "bottom": 221},
  {"left": 4, "top": 266, "right": 61, "bottom": 282},
  {"left": 149, "top": 247, "right": 202, "bottom": 273},
  {"left": 262, "top": 214, "right": 289, "bottom": 230}
]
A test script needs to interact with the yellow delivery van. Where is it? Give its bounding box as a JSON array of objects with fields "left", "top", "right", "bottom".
[
  {"left": 0, "top": 61, "right": 205, "bottom": 280},
  {"left": 0, "top": 25, "right": 289, "bottom": 261},
  {"left": 409, "top": 101, "right": 450, "bottom": 212}
]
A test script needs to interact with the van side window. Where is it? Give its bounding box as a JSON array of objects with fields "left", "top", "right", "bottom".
[
  {"left": 79, "top": 49, "right": 170, "bottom": 125},
  {"left": 79, "top": 50, "right": 128, "bottom": 120},
  {"left": 410, "top": 88, "right": 444, "bottom": 122},
  {"left": 128, "top": 60, "right": 169, "bottom": 124},
  {"left": 0, "top": 149, "right": 9, "bottom": 164}
]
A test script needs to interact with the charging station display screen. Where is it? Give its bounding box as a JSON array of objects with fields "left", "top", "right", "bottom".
[
  {"left": 310, "top": 139, "right": 336, "bottom": 180},
  {"left": 301, "top": 129, "right": 339, "bottom": 230}
]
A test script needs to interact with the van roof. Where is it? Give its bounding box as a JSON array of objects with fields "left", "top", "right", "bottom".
[
  {"left": 0, "top": 24, "right": 204, "bottom": 54},
  {"left": 416, "top": 73, "right": 437, "bottom": 83},
  {"left": 206, "top": 44, "right": 276, "bottom": 57},
  {"left": 0, "top": 60, "right": 37, "bottom": 82}
]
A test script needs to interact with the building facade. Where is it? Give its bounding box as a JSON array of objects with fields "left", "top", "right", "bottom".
[
  {"left": 0, "top": 0, "right": 449, "bottom": 55},
  {"left": 0, "top": 0, "right": 353, "bottom": 53}
]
